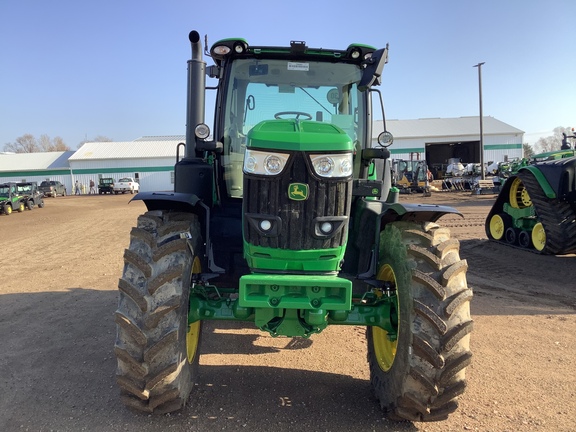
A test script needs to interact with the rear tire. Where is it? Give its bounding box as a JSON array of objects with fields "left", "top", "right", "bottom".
[
  {"left": 115, "top": 211, "right": 204, "bottom": 414},
  {"left": 26, "top": 201, "right": 34, "bottom": 210},
  {"left": 367, "top": 221, "right": 473, "bottom": 422}
]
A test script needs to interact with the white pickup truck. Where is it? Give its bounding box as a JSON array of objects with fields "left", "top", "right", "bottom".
[{"left": 113, "top": 177, "right": 140, "bottom": 194}]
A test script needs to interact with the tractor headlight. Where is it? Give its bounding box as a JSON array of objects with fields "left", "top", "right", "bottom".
[
  {"left": 310, "top": 153, "right": 353, "bottom": 178},
  {"left": 194, "top": 123, "right": 210, "bottom": 139},
  {"left": 243, "top": 149, "right": 290, "bottom": 175}
]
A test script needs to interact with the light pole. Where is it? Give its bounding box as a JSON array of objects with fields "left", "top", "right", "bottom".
[{"left": 473, "top": 62, "right": 485, "bottom": 180}]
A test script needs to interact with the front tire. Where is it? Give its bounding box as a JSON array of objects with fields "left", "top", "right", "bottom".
[
  {"left": 367, "top": 221, "right": 473, "bottom": 422},
  {"left": 115, "top": 211, "right": 204, "bottom": 414}
]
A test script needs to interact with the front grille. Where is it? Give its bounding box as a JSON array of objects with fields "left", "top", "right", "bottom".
[{"left": 243, "top": 152, "right": 352, "bottom": 250}]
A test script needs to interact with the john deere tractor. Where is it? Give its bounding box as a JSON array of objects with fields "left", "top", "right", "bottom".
[
  {"left": 486, "top": 130, "right": 576, "bottom": 254},
  {"left": 114, "top": 30, "right": 473, "bottom": 422},
  {"left": 485, "top": 156, "right": 576, "bottom": 254}
]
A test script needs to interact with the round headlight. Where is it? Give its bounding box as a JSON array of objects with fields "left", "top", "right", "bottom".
[
  {"left": 260, "top": 220, "right": 272, "bottom": 231},
  {"left": 264, "top": 155, "right": 284, "bottom": 175},
  {"left": 314, "top": 156, "right": 334, "bottom": 176},
  {"left": 340, "top": 158, "right": 352, "bottom": 176},
  {"left": 378, "top": 131, "right": 394, "bottom": 147},
  {"left": 245, "top": 156, "right": 257, "bottom": 173},
  {"left": 320, "top": 222, "right": 333, "bottom": 234},
  {"left": 195, "top": 123, "right": 210, "bottom": 139}
]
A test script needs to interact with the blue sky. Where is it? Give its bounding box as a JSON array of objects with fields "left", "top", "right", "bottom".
[{"left": 1, "top": 0, "right": 574, "bottom": 149}]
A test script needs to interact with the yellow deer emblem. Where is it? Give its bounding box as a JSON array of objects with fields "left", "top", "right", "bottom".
[{"left": 288, "top": 183, "right": 309, "bottom": 201}]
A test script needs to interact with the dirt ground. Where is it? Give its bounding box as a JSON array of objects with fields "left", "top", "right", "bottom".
[{"left": 1, "top": 192, "right": 575, "bottom": 432}]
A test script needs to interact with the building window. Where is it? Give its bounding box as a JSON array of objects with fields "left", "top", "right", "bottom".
[{"left": 170, "top": 171, "right": 175, "bottom": 184}]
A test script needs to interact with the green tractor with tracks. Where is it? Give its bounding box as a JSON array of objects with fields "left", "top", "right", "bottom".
[
  {"left": 486, "top": 131, "right": 576, "bottom": 254},
  {"left": 114, "top": 31, "right": 473, "bottom": 422}
]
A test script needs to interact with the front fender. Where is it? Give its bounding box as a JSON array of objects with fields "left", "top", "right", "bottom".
[
  {"left": 347, "top": 198, "right": 462, "bottom": 279},
  {"left": 130, "top": 191, "right": 201, "bottom": 213}
]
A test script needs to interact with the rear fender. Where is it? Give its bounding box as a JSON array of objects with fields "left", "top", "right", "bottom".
[{"left": 349, "top": 198, "right": 461, "bottom": 279}]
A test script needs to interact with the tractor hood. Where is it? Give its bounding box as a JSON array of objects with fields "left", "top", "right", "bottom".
[{"left": 246, "top": 119, "right": 353, "bottom": 152}]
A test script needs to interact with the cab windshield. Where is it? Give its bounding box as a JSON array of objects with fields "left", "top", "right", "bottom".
[{"left": 220, "top": 58, "right": 366, "bottom": 198}]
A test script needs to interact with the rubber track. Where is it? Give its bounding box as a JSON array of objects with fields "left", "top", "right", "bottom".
[{"left": 518, "top": 171, "right": 576, "bottom": 255}]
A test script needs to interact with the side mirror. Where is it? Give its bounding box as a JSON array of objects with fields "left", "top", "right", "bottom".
[{"left": 358, "top": 45, "right": 389, "bottom": 91}]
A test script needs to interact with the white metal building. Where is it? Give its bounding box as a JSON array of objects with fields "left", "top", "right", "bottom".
[
  {"left": 0, "top": 151, "right": 75, "bottom": 192},
  {"left": 374, "top": 116, "right": 524, "bottom": 170},
  {"left": 67, "top": 137, "right": 182, "bottom": 192}
]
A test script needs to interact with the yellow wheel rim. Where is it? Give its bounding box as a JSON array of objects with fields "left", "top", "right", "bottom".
[
  {"left": 509, "top": 177, "right": 532, "bottom": 209},
  {"left": 489, "top": 214, "right": 505, "bottom": 240},
  {"left": 532, "top": 222, "right": 546, "bottom": 252},
  {"left": 186, "top": 256, "right": 202, "bottom": 363},
  {"left": 372, "top": 264, "right": 398, "bottom": 372},
  {"left": 186, "top": 321, "right": 200, "bottom": 363}
]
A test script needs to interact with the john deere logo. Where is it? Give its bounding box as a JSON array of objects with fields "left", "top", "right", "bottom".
[{"left": 288, "top": 183, "right": 309, "bottom": 201}]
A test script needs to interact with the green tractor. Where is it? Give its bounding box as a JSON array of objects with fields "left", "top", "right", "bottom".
[
  {"left": 114, "top": 31, "right": 473, "bottom": 422},
  {"left": 486, "top": 132, "right": 576, "bottom": 254}
]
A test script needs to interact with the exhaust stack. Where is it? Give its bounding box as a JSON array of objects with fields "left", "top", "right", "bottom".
[
  {"left": 185, "top": 30, "right": 206, "bottom": 158},
  {"left": 174, "top": 30, "right": 213, "bottom": 203}
]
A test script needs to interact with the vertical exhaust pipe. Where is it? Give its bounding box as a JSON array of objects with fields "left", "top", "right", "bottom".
[
  {"left": 175, "top": 30, "right": 213, "bottom": 200},
  {"left": 185, "top": 30, "right": 206, "bottom": 158}
]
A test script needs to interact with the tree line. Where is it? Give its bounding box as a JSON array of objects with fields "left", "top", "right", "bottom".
[
  {"left": 532, "top": 126, "right": 574, "bottom": 154},
  {"left": 2, "top": 134, "right": 112, "bottom": 153}
]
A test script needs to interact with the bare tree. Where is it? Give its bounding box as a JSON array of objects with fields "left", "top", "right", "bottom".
[
  {"left": 534, "top": 126, "right": 572, "bottom": 153},
  {"left": 52, "top": 136, "right": 69, "bottom": 151},
  {"left": 3, "top": 134, "right": 39, "bottom": 153},
  {"left": 38, "top": 134, "right": 52, "bottom": 151},
  {"left": 3, "top": 134, "right": 70, "bottom": 153}
]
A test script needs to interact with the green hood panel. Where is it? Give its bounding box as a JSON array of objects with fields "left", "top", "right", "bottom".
[{"left": 247, "top": 119, "right": 353, "bottom": 152}]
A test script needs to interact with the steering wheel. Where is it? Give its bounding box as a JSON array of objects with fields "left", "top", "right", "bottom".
[{"left": 274, "top": 111, "right": 313, "bottom": 120}]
